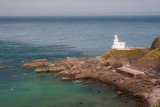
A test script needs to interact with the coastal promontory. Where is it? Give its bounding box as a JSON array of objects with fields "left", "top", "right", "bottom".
[{"left": 22, "top": 37, "right": 160, "bottom": 107}]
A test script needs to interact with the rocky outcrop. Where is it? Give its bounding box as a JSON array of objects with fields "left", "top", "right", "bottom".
[
  {"left": 0, "top": 66, "right": 12, "bottom": 68},
  {"left": 57, "top": 57, "right": 88, "bottom": 68},
  {"left": 150, "top": 37, "right": 160, "bottom": 50},
  {"left": 145, "top": 68, "right": 160, "bottom": 79},
  {"left": 116, "top": 67, "right": 145, "bottom": 77},
  {"left": 23, "top": 59, "right": 66, "bottom": 72},
  {"left": 23, "top": 59, "right": 53, "bottom": 68},
  {"left": 22, "top": 57, "right": 160, "bottom": 107},
  {"left": 35, "top": 65, "right": 66, "bottom": 72}
]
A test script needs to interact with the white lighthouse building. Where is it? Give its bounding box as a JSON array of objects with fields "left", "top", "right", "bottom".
[{"left": 112, "top": 35, "right": 126, "bottom": 49}]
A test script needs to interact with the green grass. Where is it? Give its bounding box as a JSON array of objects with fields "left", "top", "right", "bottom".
[
  {"left": 101, "top": 52, "right": 110, "bottom": 59},
  {"left": 101, "top": 49, "right": 144, "bottom": 59},
  {"left": 113, "top": 49, "right": 143, "bottom": 58},
  {"left": 140, "top": 48, "right": 160, "bottom": 63}
]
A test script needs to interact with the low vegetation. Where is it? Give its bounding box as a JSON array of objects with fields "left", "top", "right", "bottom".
[
  {"left": 113, "top": 49, "right": 144, "bottom": 58},
  {"left": 155, "top": 104, "right": 160, "bottom": 107},
  {"left": 140, "top": 48, "right": 160, "bottom": 63},
  {"left": 102, "top": 49, "right": 145, "bottom": 59},
  {"left": 101, "top": 52, "right": 110, "bottom": 59},
  {"left": 155, "top": 101, "right": 160, "bottom": 107}
]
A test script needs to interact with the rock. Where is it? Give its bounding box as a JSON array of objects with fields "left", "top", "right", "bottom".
[
  {"left": 58, "top": 57, "right": 88, "bottom": 68},
  {"left": 0, "top": 66, "right": 12, "bottom": 68},
  {"left": 58, "top": 57, "right": 157, "bottom": 107},
  {"left": 48, "top": 66, "right": 66, "bottom": 71},
  {"left": 148, "top": 87, "right": 160, "bottom": 107},
  {"left": 61, "top": 77, "right": 71, "bottom": 80},
  {"left": 116, "top": 67, "right": 145, "bottom": 77},
  {"left": 79, "top": 102, "right": 83, "bottom": 104},
  {"left": 22, "top": 59, "right": 66, "bottom": 73},
  {"left": 35, "top": 67, "right": 49, "bottom": 72},
  {"left": 116, "top": 91, "right": 123, "bottom": 95},
  {"left": 145, "top": 68, "right": 160, "bottom": 79},
  {"left": 22, "top": 59, "right": 53, "bottom": 68},
  {"left": 35, "top": 65, "right": 66, "bottom": 72},
  {"left": 150, "top": 37, "right": 160, "bottom": 50},
  {"left": 73, "top": 80, "right": 82, "bottom": 83},
  {"left": 97, "top": 90, "right": 101, "bottom": 93}
]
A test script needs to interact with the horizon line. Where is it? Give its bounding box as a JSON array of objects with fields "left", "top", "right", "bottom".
[{"left": 0, "top": 15, "right": 160, "bottom": 17}]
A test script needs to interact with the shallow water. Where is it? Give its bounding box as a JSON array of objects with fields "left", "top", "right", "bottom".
[
  {"left": 0, "top": 16, "right": 160, "bottom": 107},
  {"left": 0, "top": 69, "right": 136, "bottom": 107}
]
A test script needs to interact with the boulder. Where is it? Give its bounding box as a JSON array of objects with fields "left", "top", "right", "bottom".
[{"left": 150, "top": 37, "right": 160, "bottom": 50}]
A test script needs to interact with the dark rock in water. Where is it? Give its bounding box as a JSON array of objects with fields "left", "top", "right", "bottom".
[
  {"left": 150, "top": 37, "right": 160, "bottom": 50},
  {"left": 79, "top": 102, "right": 83, "bottom": 104},
  {"left": 97, "top": 89, "right": 101, "bottom": 93},
  {"left": 116, "top": 91, "right": 123, "bottom": 95},
  {"left": 0, "top": 66, "right": 12, "bottom": 69}
]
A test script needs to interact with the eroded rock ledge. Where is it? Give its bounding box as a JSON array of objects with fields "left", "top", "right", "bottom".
[
  {"left": 22, "top": 57, "right": 160, "bottom": 107},
  {"left": 0, "top": 66, "right": 12, "bottom": 69},
  {"left": 23, "top": 59, "right": 66, "bottom": 72}
]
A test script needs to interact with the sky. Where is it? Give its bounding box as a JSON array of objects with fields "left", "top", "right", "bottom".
[{"left": 0, "top": 0, "right": 160, "bottom": 16}]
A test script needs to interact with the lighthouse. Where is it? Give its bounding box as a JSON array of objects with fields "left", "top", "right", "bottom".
[{"left": 112, "top": 35, "right": 126, "bottom": 49}]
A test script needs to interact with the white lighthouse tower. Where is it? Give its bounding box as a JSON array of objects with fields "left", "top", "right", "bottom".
[{"left": 112, "top": 35, "right": 125, "bottom": 49}]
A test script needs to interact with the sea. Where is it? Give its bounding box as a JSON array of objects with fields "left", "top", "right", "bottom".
[{"left": 0, "top": 16, "right": 160, "bottom": 107}]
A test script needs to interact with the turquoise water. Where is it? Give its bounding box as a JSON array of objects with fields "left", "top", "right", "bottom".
[
  {"left": 0, "top": 16, "right": 160, "bottom": 107},
  {"left": 0, "top": 72, "right": 135, "bottom": 107}
]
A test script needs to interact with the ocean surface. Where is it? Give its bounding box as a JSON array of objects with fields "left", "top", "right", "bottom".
[{"left": 0, "top": 16, "right": 160, "bottom": 107}]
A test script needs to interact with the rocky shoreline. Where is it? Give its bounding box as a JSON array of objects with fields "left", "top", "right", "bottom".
[{"left": 22, "top": 57, "right": 160, "bottom": 107}]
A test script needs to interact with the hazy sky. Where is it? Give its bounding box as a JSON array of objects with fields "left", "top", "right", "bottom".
[{"left": 0, "top": 0, "right": 160, "bottom": 16}]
